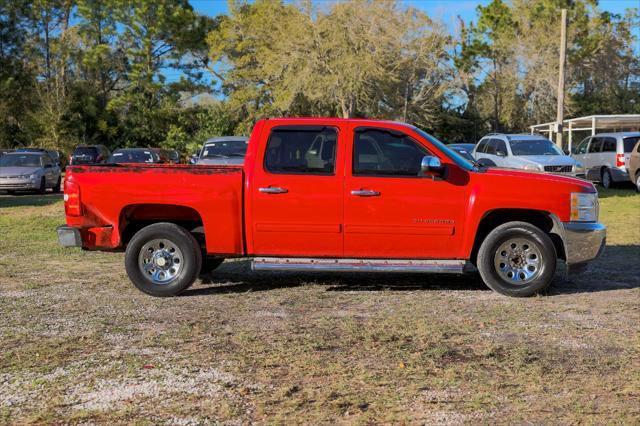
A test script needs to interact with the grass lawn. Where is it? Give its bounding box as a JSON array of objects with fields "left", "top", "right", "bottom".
[{"left": 1, "top": 187, "right": 638, "bottom": 424}]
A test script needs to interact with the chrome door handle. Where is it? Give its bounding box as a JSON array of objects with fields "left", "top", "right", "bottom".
[
  {"left": 350, "top": 189, "right": 380, "bottom": 197},
  {"left": 259, "top": 187, "right": 288, "bottom": 194}
]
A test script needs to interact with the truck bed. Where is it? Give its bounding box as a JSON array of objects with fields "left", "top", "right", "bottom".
[{"left": 64, "top": 164, "right": 245, "bottom": 255}]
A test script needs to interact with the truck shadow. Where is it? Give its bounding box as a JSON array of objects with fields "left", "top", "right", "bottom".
[
  {"left": 193, "top": 262, "right": 488, "bottom": 296},
  {"left": 190, "top": 244, "right": 639, "bottom": 297},
  {"left": 0, "top": 192, "right": 62, "bottom": 208}
]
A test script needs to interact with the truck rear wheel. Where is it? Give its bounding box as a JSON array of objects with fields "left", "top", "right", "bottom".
[
  {"left": 125, "top": 222, "right": 202, "bottom": 297},
  {"left": 477, "top": 221, "right": 556, "bottom": 297}
]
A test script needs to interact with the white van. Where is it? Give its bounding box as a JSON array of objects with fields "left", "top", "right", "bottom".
[{"left": 571, "top": 132, "right": 640, "bottom": 188}]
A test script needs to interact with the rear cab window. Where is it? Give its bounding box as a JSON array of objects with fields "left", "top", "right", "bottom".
[{"left": 623, "top": 136, "right": 640, "bottom": 153}]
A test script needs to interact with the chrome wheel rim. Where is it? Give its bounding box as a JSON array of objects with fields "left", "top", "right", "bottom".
[
  {"left": 494, "top": 238, "right": 543, "bottom": 284},
  {"left": 138, "top": 239, "right": 183, "bottom": 285}
]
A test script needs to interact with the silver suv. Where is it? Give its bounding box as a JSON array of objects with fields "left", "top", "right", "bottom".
[
  {"left": 570, "top": 132, "right": 640, "bottom": 188},
  {"left": 472, "top": 134, "right": 581, "bottom": 175}
]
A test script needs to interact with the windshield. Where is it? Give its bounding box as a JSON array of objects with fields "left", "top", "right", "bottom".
[
  {"left": 509, "top": 139, "right": 563, "bottom": 156},
  {"left": 109, "top": 150, "right": 158, "bottom": 163},
  {"left": 623, "top": 137, "right": 639, "bottom": 153},
  {"left": 411, "top": 127, "right": 475, "bottom": 171},
  {"left": 73, "top": 147, "right": 98, "bottom": 156},
  {"left": 0, "top": 154, "right": 42, "bottom": 167},
  {"left": 202, "top": 140, "right": 247, "bottom": 158}
]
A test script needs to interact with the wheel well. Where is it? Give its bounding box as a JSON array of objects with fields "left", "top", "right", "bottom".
[
  {"left": 119, "top": 204, "right": 204, "bottom": 247},
  {"left": 470, "top": 209, "right": 565, "bottom": 264}
]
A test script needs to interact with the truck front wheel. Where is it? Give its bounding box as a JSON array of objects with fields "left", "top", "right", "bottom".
[
  {"left": 477, "top": 221, "right": 556, "bottom": 297},
  {"left": 125, "top": 222, "right": 202, "bottom": 297}
]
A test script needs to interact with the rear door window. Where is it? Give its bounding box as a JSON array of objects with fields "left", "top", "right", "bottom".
[
  {"left": 602, "top": 137, "right": 616, "bottom": 152},
  {"left": 264, "top": 126, "right": 337, "bottom": 175},
  {"left": 484, "top": 139, "right": 498, "bottom": 155},
  {"left": 495, "top": 139, "right": 508, "bottom": 155}
]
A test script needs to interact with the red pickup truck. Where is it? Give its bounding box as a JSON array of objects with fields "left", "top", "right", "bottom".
[{"left": 57, "top": 118, "right": 606, "bottom": 297}]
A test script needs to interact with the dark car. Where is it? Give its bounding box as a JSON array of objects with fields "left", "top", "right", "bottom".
[
  {"left": 150, "top": 148, "right": 180, "bottom": 164},
  {"left": 70, "top": 145, "right": 110, "bottom": 165},
  {"left": 448, "top": 143, "right": 476, "bottom": 162},
  {"left": 196, "top": 136, "right": 249, "bottom": 165},
  {"left": 108, "top": 148, "right": 163, "bottom": 164}
]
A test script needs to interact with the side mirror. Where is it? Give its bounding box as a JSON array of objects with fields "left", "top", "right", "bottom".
[
  {"left": 496, "top": 150, "right": 507, "bottom": 157},
  {"left": 421, "top": 156, "right": 444, "bottom": 176},
  {"left": 189, "top": 154, "right": 198, "bottom": 165}
]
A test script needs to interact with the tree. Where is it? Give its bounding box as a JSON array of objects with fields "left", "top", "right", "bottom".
[{"left": 206, "top": 0, "right": 453, "bottom": 125}]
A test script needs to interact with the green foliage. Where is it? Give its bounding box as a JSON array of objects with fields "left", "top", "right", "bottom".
[{"left": 0, "top": 0, "right": 637, "bottom": 151}]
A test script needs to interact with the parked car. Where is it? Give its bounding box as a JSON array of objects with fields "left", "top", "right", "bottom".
[
  {"left": 0, "top": 151, "right": 61, "bottom": 194},
  {"left": 447, "top": 143, "right": 476, "bottom": 162},
  {"left": 15, "top": 148, "right": 64, "bottom": 167},
  {"left": 108, "top": 148, "right": 163, "bottom": 164},
  {"left": 57, "top": 118, "right": 605, "bottom": 299},
  {"left": 196, "top": 136, "right": 249, "bottom": 165},
  {"left": 628, "top": 139, "right": 640, "bottom": 192},
  {"left": 70, "top": 145, "right": 110, "bottom": 165},
  {"left": 151, "top": 148, "right": 180, "bottom": 164},
  {"left": 0, "top": 149, "right": 14, "bottom": 157},
  {"left": 571, "top": 132, "right": 640, "bottom": 188},
  {"left": 473, "top": 134, "right": 582, "bottom": 175}
]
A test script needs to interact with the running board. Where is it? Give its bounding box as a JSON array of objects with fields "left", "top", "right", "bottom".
[{"left": 252, "top": 257, "right": 466, "bottom": 273}]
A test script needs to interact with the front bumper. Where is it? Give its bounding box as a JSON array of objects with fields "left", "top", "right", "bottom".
[
  {"left": 562, "top": 222, "right": 606, "bottom": 273},
  {"left": 0, "top": 179, "right": 38, "bottom": 190}
]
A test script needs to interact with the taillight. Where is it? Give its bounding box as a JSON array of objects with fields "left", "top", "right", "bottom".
[
  {"left": 64, "top": 178, "right": 82, "bottom": 217},
  {"left": 616, "top": 153, "right": 625, "bottom": 168}
]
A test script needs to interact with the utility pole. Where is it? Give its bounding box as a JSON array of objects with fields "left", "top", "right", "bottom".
[{"left": 555, "top": 9, "right": 567, "bottom": 148}]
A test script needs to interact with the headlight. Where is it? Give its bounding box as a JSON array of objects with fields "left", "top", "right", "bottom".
[
  {"left": 19, "top": 173, "right": 36, "bottom": 179},
  {"left": 570, "top": 192, "right": 598, "bottom": 222},
  {"left": 523, "top": 164, "right": 542, "bottom": 171}
]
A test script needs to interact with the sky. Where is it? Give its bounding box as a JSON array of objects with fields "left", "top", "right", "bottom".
[{"left": 188, "top": 0, "right": 639, "bottom": 31}]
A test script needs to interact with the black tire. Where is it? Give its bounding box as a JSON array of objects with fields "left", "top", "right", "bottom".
[
  {"left": 477, "top": 221, "right": 556, "bottom": 297},
  {"left": 124, "top": 222, "right": 202, "bottom": 297},
  {"left": 53, "top": 176, "right": 61, "bottom": 193},
  {"left": 601, "top": 169, "right": 613, "bottom": 189},
  {"left": 635, "top": 173, "right": 640, "bottom": 193},
  {"left": 38, "top": 177, "right": 46, "bottom": 194},
  {"left": 201, "top": 257, "right": 225, "bottom": 275}
]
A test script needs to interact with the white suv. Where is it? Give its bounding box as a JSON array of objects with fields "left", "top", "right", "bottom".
[{"left": 472, "top": 134, "right": 581, "bottom": 175}]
